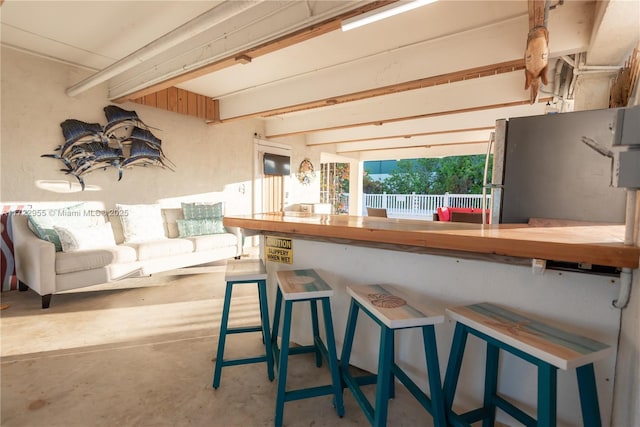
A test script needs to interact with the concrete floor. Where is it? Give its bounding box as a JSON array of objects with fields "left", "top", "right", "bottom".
[{"left": 1, "top": 259, "right": 435, "bottom": 427}]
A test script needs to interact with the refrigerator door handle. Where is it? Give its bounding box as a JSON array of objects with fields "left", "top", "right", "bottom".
[{"left": 482, "top": 132, "right": 497, "bottom": 224}]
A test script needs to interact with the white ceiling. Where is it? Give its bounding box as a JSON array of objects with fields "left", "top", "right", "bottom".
[{"left": 2, "top": 0, "right": 638, "bottom": 161}]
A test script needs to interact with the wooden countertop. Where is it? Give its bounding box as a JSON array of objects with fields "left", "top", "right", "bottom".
[{"left": 224, "top": 213, "right": 640, "bottom": 269}]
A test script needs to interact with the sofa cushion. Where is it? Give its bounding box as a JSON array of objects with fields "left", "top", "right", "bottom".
[
  {"left": 116, "top": 203, "right": 166, "bottom": 243},
  {"left": 108, "top": 209, "right": 127, "bottom": 244},
  {"left": 55, "top": 245, "right": 138, "bottom": 274},
  {"left": 54, "top": 222, "right": 116, "bottom": 252},
  {"left": 189, "top": 233, "right": 237, "bottom": 252},
  {"left": 127, "top": 238, "right": 194, "bottom": 261},
  {"left": 181, "top": 202, "right": 224, "bottom": 220},
  {"left": 161, "top": 208, "right": 184, "bottom": 238},
  {"left": 176, "top": 218, "right": 226, "bottom": 237},
  {"left": 436, "top": 207, "right": 450, "bottom": 222},
  {"left": 26, "top": 203, "right": 103, "bottom": 251}
]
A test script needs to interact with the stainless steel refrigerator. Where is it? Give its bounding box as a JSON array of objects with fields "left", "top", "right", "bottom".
[{"left": 489, "top": 108, "right": 629, "bottom": 225}]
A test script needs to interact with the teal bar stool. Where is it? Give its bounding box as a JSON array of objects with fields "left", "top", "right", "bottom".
[
  {"left": 443, "top": 302, "right": 611, "bottom": 427},
  {"left": 271, "top": 268, "right": 345, "bottom": 427},
  {"left": 213, "top": 259, "right": 274, "bottom": 389},
  {"left": 341, "top": 284, "right": 447, "bottom": 427}
]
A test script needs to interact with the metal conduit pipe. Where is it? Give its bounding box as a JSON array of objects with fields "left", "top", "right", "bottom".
[
  {"left": 577, "top": 65, "right": 622, "bottom": 71},
  {"left": 560, "top": 55, "right": 575, "bottom": 68},
  {"left": 553, "top": 59, "right": 564, "bottom": 98},
  {"left": 612, "top": 190, "right": 638, "bottom": 309},
  {"left": 613, "top": 269, "right": 633, "bottom": 309},
  {"left": 66, "top": 1, "right": 264, "bottom": 97},
  {"left": 625, "top": 190, "right": 637, "bottom": 245}
]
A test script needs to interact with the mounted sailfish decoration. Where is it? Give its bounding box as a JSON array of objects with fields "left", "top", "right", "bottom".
[
  {"left": 121, "top": 127, "right": 175, "bottom": 170},
  {"left": 524, "top": 0, "right": 550, "bottom": 104},
  {"left": 42, "top": 106, "right": 174, "bottom": 190}
]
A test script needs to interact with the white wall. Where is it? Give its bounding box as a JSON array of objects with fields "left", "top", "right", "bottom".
[
  {"left": 0, "top": 47, "right": 321, "bottom": 213},
  {"left": 574, "top": 73, "right": 613, "bottom": 111},
  {"left": 613, "top": 270, "right": 640, "bottom": 426},
  {"left": 612, "top": 192, "right": 640, "bottom": 426},
  {"left": 264, "top": 237, "right": 621, "bottom": 426},
  {"left": 277, "top": 134, "right": 326, "bottom": 207}
]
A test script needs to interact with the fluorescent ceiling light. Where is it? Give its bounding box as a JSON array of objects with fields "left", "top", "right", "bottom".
[{"left": 341, "top": 0, "right": 438, "bottom": 32}]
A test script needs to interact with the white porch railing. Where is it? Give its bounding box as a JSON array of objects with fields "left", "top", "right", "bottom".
[{"left": 360, "top": 193, "right": 490, "bottom": 220}]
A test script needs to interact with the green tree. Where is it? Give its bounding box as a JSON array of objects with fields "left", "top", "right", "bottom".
[
  {"left": 379, "top": 155, "right": 489, "bottom": 194},
  {"left": 363, "top": 170, "right": 385, "bottom": 194},
  {"left": 382, "top": 158, "right": 437, "bottom": 194},
  {"left": 429, "top": 155, "right": 489, "bottom": 194}
]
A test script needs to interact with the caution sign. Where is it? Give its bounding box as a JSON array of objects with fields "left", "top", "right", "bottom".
[{"left": 265, "top": 236, "right": 293, "bottom": 264}]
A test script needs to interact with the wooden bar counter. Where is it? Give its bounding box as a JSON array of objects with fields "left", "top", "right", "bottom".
[
  {"left": 224, "top": 213, "right": 639, "bottom": 269},
  {"left": 224, "top": 212, "right": 637, "bottom": 424}
]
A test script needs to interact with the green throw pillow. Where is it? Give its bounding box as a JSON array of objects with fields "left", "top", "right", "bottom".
[
  {"left": 27, "top": 217, "right": 64, "bottom": 251},
  {"left": 176, "top": 218, "right": 226, "bottom": 237},
  {"left": 26, "top": 203, "right": 91, "bottom": 252},
  {"left": 181, "top": 202, "right": 223, "bottom": 220}
]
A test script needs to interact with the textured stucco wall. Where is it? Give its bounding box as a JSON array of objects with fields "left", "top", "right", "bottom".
[{"left": 0, "top": 47, "right": 312, "bottom": 214}]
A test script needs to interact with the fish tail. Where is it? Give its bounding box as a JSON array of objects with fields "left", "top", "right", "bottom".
[{"left": 529, "top": 80, "right": 539, "bottom": 104}]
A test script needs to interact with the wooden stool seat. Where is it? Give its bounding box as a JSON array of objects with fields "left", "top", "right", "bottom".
[
  {"left": 443, "top": 302, "right": 611, "bottom": 427},
  {"left": 341, "top": 284, "right": 447, "bottom": 427},
  {"left": 212, "top": 259, "right": 274, "bottom": 389},
  {"left": 446, "top": 303, "right": 611, "bottom": 370},
  {"left": 347, "top": 284, "right": 444, "bottom": 329},
  {"left": 224, "top": 258, "right": 267, "bottom": 282},
  {"left": 271, "top": 269, "right": 344, "bottom": 427},
  {"left": 276, "top": 268, "right": 334, "bottom": 300}
]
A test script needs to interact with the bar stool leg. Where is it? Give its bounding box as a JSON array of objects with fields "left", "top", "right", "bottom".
[
  {"left": 271, "top": 287, "right": 283, "bottom": 369},
  {"left": 257, "top": 282, "right": 266, "bottom": 344},
  {"left": 340, "top": 299, "right": 359, "bottom": 368},
  {"left": 443, "top": 322, "right": 470, "bottom": 413},
  {"left": 537, "top": 362, "right": 558, "bottom": 427},
  {"left": 576, "top": 364, "right": 602, "bottom": 427},
  {"left": 213, "top": 281, "right": 234, "bottom": 389},
  {"left": 388, "top": 332, "right": 395, "bottom": 400},
  {"left": 310, "top": 300, "right": 323, "bottom": 368},
  {"left": 482, "top": 342, "right": 500, "bottom": 427},
  {"left": 373, "top": 326, "right": 394, "bottom": 427},
  {"left": 275, "top": 299, "right": 293, "bottom": 427},
  {"left": 422, "top": 325, "right": 447, "bottom": 427},
  {"left": 321, "top": 297, "right": 345, "bottom": 417},
  {"left": 257, "top": 280, "right": 275, "bottom": 381}
]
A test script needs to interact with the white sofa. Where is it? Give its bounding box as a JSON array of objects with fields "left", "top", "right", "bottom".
[{"left": 11, "top": 203, "right": 242, "bottom": 309}]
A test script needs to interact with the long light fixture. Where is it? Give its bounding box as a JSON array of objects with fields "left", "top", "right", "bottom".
[{"left": 341, "top": 0, "right": 438, "bottom": 32}]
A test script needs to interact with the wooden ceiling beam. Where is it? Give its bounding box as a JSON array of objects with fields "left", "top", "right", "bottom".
[
  {"left": 528, "top": 0, "right": 547, "bottom": 30},
  {"left": 337, "top": 140, "right": 488, "bottom": 154},
  {"left": 112, "top": 1, "right": 396, "bottom": 103},
  {"left": 265, "top": 97, "right": 553, "bottom": 139},
  {"left": 307, "top": 126, "right": 496, "bottom": 146},
  {"left": 219, "top": 59, "right": 526, "bottom": 126}
]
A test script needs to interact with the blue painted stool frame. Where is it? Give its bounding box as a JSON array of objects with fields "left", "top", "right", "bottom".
[
  {"left": 212, "top": 277, "right": 274, "bottom": 389},
  {"left": 443, "top": 321, "right": 602, "bottom": 427},
  {"left": 340, "top": 298, "right": 447, "bottom": 427},
  {"left": 271, "top": 286, "right": 345, "bottom": 427}
]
